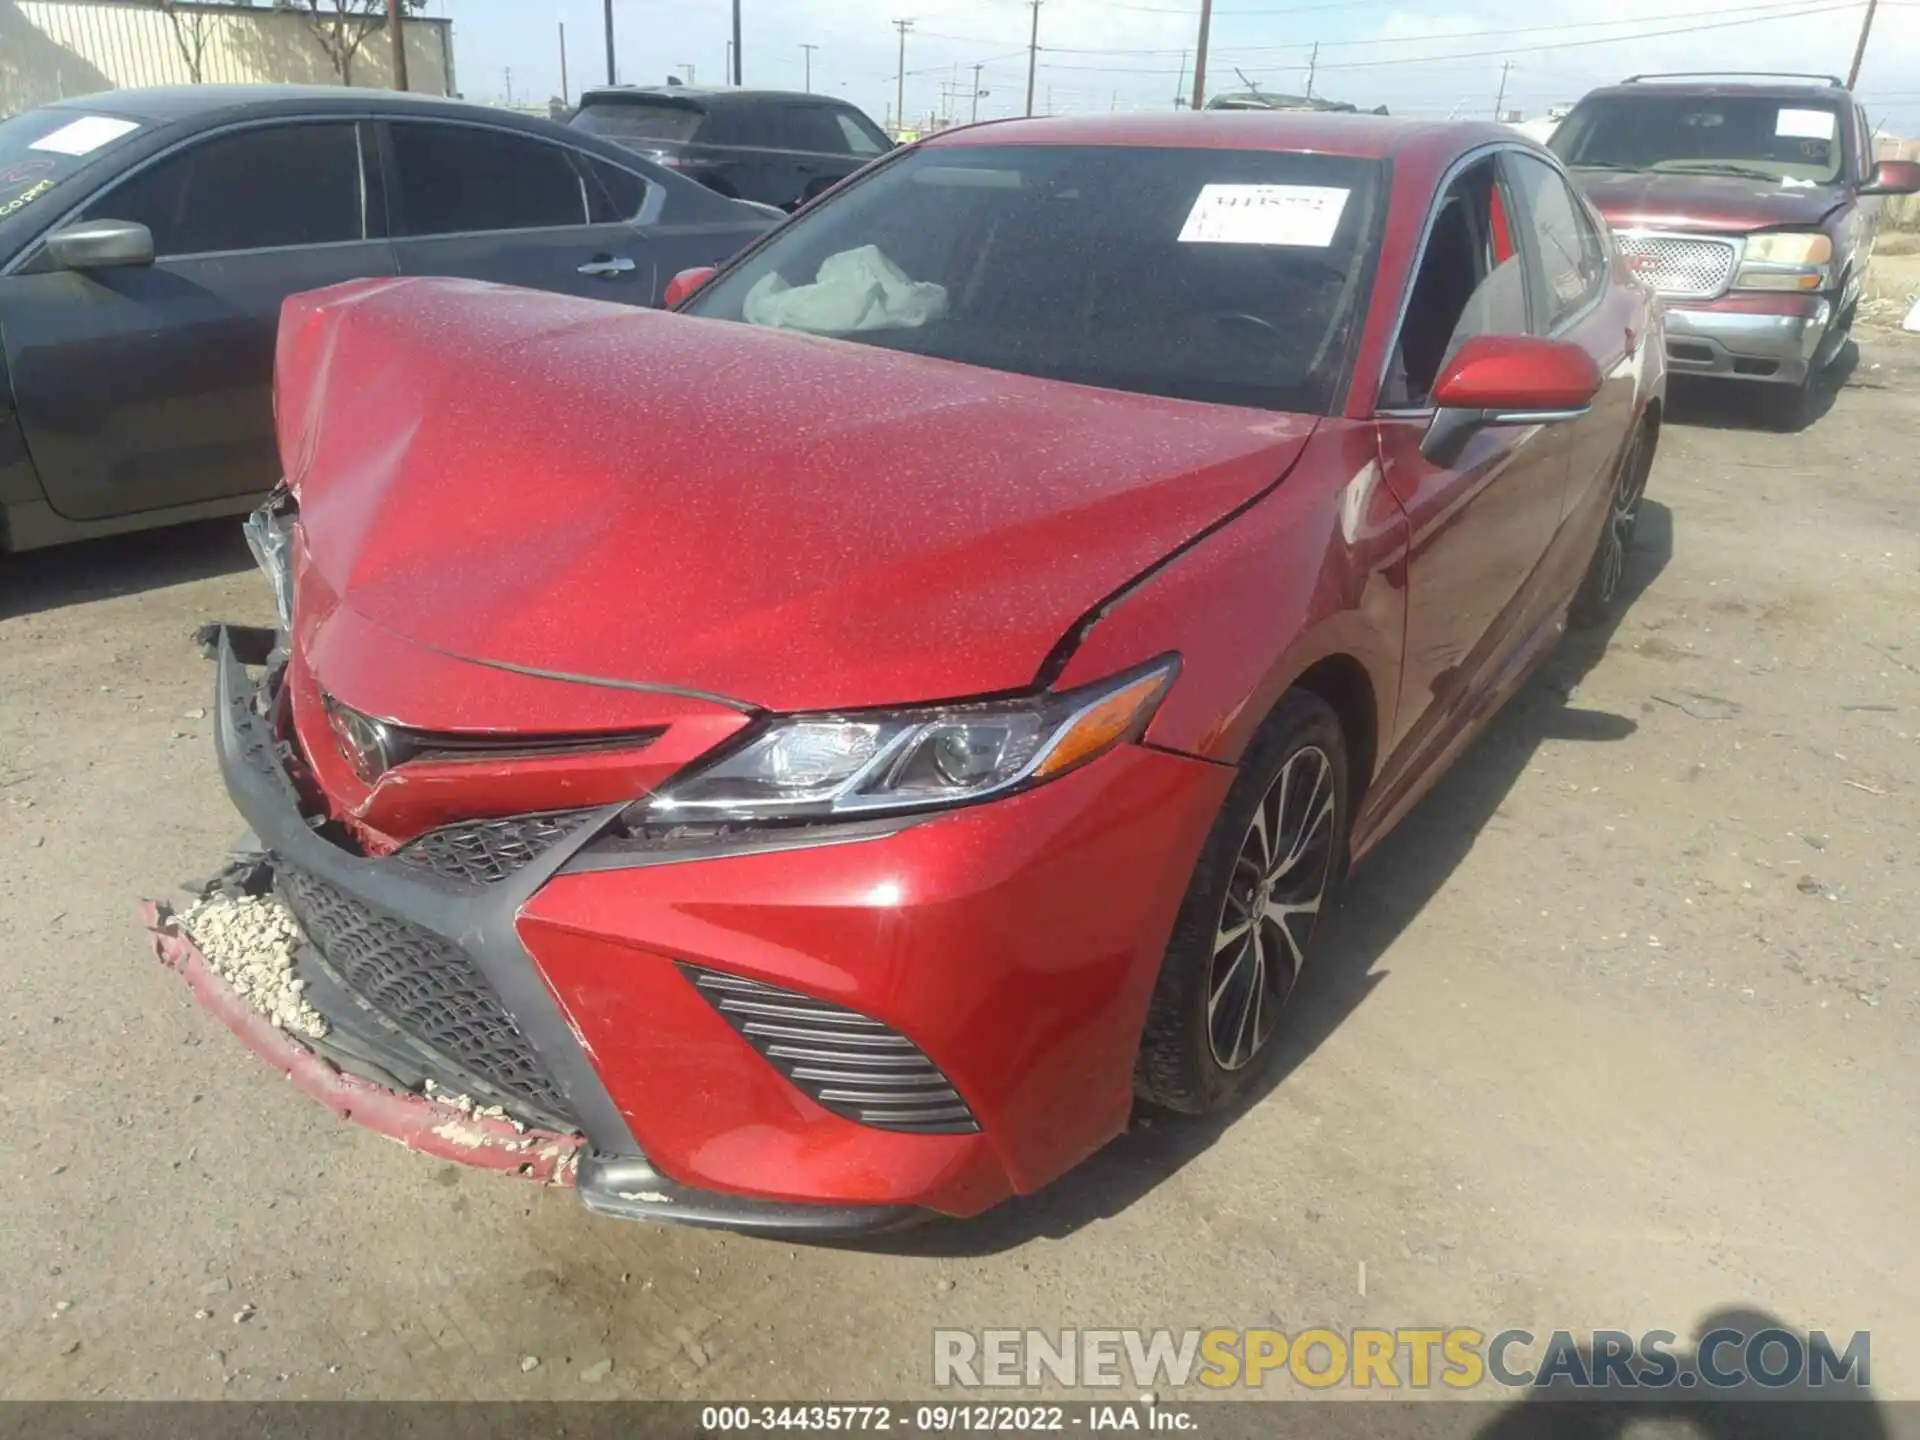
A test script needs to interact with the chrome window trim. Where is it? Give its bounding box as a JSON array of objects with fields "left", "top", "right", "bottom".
[{"left": 2, "top": 114, "right": 372, "bottom": 275}]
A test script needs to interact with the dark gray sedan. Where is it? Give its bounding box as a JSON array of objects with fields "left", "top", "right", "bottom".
[{"left": 0, "top": 86, "right": 775, "bottom": 553}]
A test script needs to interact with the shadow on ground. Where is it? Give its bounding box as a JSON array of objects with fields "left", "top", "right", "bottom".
[
  {"left": 0, "top": 518, "right": 252, "bottom": 622},
  {"left": 1472, "top": 1306, "right": 1889, "bottom": 1439},
  {"left": 879, "top": 502, "right": 1675, "bottom": 1256},
  {"left": 1664, "top": 341, "right": 1856, "bottom": 432}
]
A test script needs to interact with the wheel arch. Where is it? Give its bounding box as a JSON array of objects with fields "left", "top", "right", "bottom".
[{"left": 1284, "top": 653, "right": 1380, "bottom": 818}]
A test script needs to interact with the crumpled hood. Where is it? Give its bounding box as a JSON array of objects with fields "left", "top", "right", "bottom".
[
  {"left": 1576, "top": 170, "right": 1843, "bottom": 234},
  {"left": 276, "top": 278, "right": 1315, "bottom": 716}
]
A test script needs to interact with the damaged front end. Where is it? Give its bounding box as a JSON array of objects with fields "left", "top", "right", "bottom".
[{"left": 155, "top": 626, "right": 915, "bottom": 1236}]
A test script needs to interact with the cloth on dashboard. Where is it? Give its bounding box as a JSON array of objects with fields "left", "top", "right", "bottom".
[{"left": 742, "top": 245, "right": 948, "bottom": 334}]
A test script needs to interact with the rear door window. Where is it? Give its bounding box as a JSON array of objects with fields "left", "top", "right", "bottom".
[
  {"left": 781, "top": 105, "right": 853, "bottom": 156},
  {"left": 703, "top": 105, "right": 779, "bottom": 150},
  {"left": 388, "top": 122, "right": 586, "bottom": 235},
  {"left": 79, "top": 122, "right": 361, "bottom": 256}
]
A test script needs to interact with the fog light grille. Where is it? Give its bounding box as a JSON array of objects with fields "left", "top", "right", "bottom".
[{"left": 683, "top": 967, "right": 978, "bottom": 1134}]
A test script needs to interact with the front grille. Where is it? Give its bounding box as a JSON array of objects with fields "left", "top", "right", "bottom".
[
  {"left": 1615, "top": 232, "right": 1738, "bottom": 299},
  {"left": 276, "top": 865, "right": 575, "bottom": 1125},
  {"left": 396, "top": 810, "right": 600, "bottom": 887},
  {"left": 684, "top": 967, "right": 977, "bottom": 1135}
]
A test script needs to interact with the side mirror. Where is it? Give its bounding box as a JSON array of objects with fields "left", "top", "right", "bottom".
[
  {"left": 43, "top": 219, "right": 155, "bottom": 272},
  {"left": 1861, "top": 159, "right": 1920, "bottom": 196},
  {"left": 664, "top": 265, "right": 718, "bottom": 308},
  {"left": 1419, "top": 334, "right": 1603, "bottom": 469}
]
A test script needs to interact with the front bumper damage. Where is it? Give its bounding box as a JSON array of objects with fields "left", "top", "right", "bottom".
[{"left": 178, "top": 624, "right": 919, "bottom": 1237}]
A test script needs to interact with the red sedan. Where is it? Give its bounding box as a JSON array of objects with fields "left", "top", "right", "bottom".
[{"left": 200, "top": 113, "right": 1663, "bottom": 1233}]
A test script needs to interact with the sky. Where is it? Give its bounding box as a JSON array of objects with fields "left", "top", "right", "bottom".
[{"left": 413, "top": 0, "right": 1920, "bottom": 136}]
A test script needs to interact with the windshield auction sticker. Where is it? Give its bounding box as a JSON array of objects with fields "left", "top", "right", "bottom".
[
  {"left": 1178, "top": 184, "right": 1350, "bottom": 247},
  {"left": 1775, "top": 108, "right": 1836, "bottom": 140},
  {"left": 28, "top": 115, "right": 141, "bottom": 157}
]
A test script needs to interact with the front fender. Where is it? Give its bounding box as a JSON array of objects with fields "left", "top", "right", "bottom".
[{"left": 1049, "top": 422, "right": 1409, "bottom": 778}]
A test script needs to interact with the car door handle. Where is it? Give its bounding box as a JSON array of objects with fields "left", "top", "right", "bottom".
[{"left": 578, "top": 255, "right": 636, "bottom": 277}]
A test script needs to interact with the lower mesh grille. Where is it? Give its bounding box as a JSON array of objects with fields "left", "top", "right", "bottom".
[
  {"left": 395, "top": 810, "right": 599, "bottom": 887},
  {"left": 683, "top": 967, "right": 977, "bottom": 1135},
  {"left": 276, "top": 865, "right": 575, "bottom": 1125}
]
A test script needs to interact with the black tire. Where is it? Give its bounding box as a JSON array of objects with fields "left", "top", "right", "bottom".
[
  {"left": 1765, "top": 370, "right": 1818, "bottom": 433},
  {"left": 1135, "top": 690, "right": 1350, "bottom": 1115},
  {"left": 1569, "top": 422, "right": 1654, "bottom": 630}
]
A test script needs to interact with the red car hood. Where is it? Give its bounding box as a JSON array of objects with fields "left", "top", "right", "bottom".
[
  {"left": 1575, "top": 169, "right": 1844, "bottom": 233},
  {"left": 276, "top": 278, "right": 1315, "bottom": 717}
]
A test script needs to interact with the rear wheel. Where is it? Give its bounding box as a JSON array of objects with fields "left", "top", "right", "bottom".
[
  {"left": 1569, "top": 423, "right": 1653, "bottom": 629},
  {"left": 1135, "top": 691, "right": 1350, "bottom": 1115}
]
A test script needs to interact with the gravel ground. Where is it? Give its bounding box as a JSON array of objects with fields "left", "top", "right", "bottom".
[{"left": 1, "top": 332, "right": 1917, "bottom": 1411}]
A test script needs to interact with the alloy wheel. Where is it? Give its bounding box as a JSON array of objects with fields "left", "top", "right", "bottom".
[
  {"left": 1595, "top": 437, "right": 1648, "bottom": 608},
  {"left": 1206, "top": 744, "right": 1338, "bottom": 1071}
]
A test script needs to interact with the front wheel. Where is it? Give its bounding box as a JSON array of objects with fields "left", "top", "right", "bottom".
[{"left": 1135, "top": 691, "right": 1350, "bottom": 1115}]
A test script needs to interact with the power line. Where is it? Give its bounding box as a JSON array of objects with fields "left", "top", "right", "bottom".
[{"left": 1023, "top": 1, "right": 1860, "bottom": 75}]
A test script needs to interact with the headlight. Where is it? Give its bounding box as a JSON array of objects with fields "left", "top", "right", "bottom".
[
  {"left": 637, "top": 658, "right": 1178, "bottom": 825},
  {"left": 243, "top": 494, "right": 296, "bottom": 632},
  {"left": 1734, "top": 231, "right": 1833, "bottom": 292}
]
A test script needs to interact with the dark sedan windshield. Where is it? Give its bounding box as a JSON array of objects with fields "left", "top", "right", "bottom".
[
  {"left": 1551, "top": 94, "right": 1847, "bottom": 185},
  {"left": 683, "top": 144, "right": 1386, "bottom": 414}
]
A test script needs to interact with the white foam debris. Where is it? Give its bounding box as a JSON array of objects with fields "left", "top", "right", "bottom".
[
  {"left": 181, "top": 895, "right": 329, "bottom": 1040},
  {"left": 424, "top": 1079, "right": 524, "bottom": 1132}
]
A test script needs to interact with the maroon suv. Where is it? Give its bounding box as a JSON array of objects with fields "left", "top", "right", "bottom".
[{"left": 1551, "top": 73, "right": 1920, "bottom": 427}]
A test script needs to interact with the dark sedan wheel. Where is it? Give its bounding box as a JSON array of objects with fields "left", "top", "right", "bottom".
[
  {"left": 1569, "top": 423, "right": 1653, "bottom": 629},
  {"left": 1136, "top": 690, "right": 1350, "bottom": 1115}
]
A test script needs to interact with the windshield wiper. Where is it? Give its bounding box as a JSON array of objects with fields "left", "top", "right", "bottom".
[
  {"left": 1568, "top": 160, "right": 1643, "bottom": 173},
  {"left": 1651, "top": 162, "right": 1784, "bottom": 182}
]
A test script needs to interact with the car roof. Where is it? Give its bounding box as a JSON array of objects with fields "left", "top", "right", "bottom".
[
  {"left": 41, "top": 84, "right": 558, "bottom": 128},
  {"left": 577, "top": 86, "right": 846, "bottom": 108},
  {"left": 924, "top": 111, "right": 1516, "bottom": 160}
]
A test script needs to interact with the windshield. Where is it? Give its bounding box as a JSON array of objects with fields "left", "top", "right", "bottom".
[
  {"left": 1550, "top": 95, "right": 1847, "bottom": 185},
  {"left": 570, "top": 101, "right": 704, "bottom": 146},
  {"left": 683, "top": 144, "right": 1386, "bottom": 414},
  {"left": 0, "top": 108, "right": 145, "bottom": 246}
]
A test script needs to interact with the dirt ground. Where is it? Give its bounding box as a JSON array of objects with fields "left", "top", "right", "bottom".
[{"left": 2, "top": 329, "right": 1917, "bottom": 1412}]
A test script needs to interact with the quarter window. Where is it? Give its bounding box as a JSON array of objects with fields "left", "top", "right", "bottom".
[
  {"left": 81, "top": 123, "right": 361, "bottom": 256},
  {"left": 388, "top": 123, "right": 586, "bottom": 235},
  {"left": 1507, "top": 153, "right": 1608, "bottom": 331},
  {"left": 835, "top": 112, "right": 887, "bottom": 155}
]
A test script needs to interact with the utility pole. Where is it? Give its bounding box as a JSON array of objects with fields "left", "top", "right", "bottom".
[
  {"left": 1175, "top": 49, "right": 1188, "bottom": 108},
  {"left": 387, "top": 0, "right": 408, "bottom": 91},
  {"left": 558, "top": 22, "right": 569, "bottom": 106},
  {"left": 603, "top": 0, "right": 616, "bottom": 85},
  {"left": 1025, "top": 0, "right": 1041, "bottom": 116},
  {"left": 1191, "top": 0, "right": 1213, "bottom": 112},
  {"left": 1848, "top": 0, "right": 1878, "bottom": 87},
  {"left": 1493, "top": 59, "right": 1512, "bottom": 120},
  {"left": 800, "top": 42, "right": 817, "bottom": 92},
  {"left": 1305, "top": 41, "right": 1318, "bottom": 100},
  {"left": 972, "top": 61, "right": 985, "bottom": 122},
  {"left": 503, "top": 66, "right": 512, "bottom": 106},
  {"left": 893, "top": 20, "right": 913, "bottom": 138},
  {"left": 732, "top": 0, "right": 743, "bottom": 84}
]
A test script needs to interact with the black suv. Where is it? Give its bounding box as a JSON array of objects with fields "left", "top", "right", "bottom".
[{"left": 569, "top": 87, "right": 892, "bottom": 211}]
